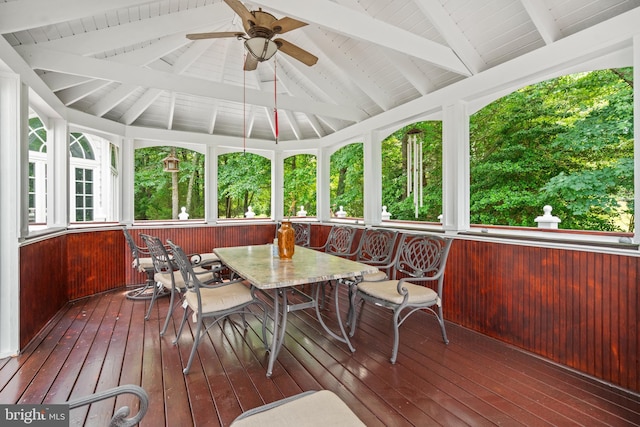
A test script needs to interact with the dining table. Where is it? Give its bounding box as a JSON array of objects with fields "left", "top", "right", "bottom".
[{"left": 214, "top": 244, "right": 379, "bottom": 377}]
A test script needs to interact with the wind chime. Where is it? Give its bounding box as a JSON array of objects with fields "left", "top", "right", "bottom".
[{"left": 406, "top": 129, "right": 423, "bottom": 218}]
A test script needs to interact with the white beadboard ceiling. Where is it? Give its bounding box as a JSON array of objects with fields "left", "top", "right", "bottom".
[{"left": 1, "top": 0, "right": 639, "bottom": 148}]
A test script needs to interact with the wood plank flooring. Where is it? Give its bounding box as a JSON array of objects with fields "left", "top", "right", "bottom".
[{"left": 1, "top": 285, "right": 639, "bottom": 426}]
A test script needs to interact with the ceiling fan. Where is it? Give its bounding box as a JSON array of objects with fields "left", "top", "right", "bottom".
[{"left": 186, "top": 0, "right": 318, "bottom": 71}]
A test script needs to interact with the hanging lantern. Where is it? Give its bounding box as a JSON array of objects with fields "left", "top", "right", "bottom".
[
  {"left": 406, "top": 129, "right": 424, "bottom": 218},
  {"left": 162, "top": 150, "right": 180, "bottom": 173}
]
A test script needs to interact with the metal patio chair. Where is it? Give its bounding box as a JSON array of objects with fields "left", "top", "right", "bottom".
[
  {"left": 167, "top": 240, "right": 268, "bottom": 374},
  {"left": 349, "top": 233, "right": 454, "bottom": 364},
  {"left": 141, "top": 234, "right": 219, "bottom": 337},
  {"left": 342, "top": 228, "right": 398, "bottom": 324},
  {"left": 123, "top": 228, "right": 157, "bottom": 300}
]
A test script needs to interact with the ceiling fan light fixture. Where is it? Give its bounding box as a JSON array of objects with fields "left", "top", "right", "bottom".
[{"left": 244, "top": 37, "right": 278, "bottom": 61}]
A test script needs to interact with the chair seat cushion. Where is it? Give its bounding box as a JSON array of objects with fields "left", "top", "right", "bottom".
[
  {"left": 361, "top": 270, "right": 387, "bottom": 282},
  {"left": 230, "top": 390, "right": 365, "bottom": 426},
  {"left": 358, "top": 280, "right": 438, "bottom": 305},
  {"left": 154, "top": 270, "right": 214, "bottom": 290},
  {"left": 193, "top": 252, "right": 220, "bottom": 266},
  {"left": 135, "top": 257, "right": 154, "bottom": 272},
  {"left": 185, "top": 281, "right": 254, "bottom": 315}
]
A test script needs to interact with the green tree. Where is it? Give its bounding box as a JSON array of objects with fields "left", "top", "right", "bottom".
[
  {"left": 381, "top": 122, "right": 443, "bottom": 221},
  {"left": 470, "top": 68, "right": 633, "bottom": 231},
  {"left": 134, "top": 147, "right": 205, "bottom": 220},
  {"left": 218, "top": 152, "right": 271, "bottom": 218},
  {"left": 284, "top": 154, "right": 317, "bottom": 217},
  {"left": 330, "top": 144, "right": 364, "bottom": 217}
]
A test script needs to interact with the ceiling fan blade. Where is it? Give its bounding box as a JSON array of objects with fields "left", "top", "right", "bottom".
[
  {"left": 273, "top": 39, "right": 318, "bottom": 66},
  {"left": 224, "top": 0, "right": 254, "bottom": 24},
  {"left": 244, "top": 55, "right": 259, "bottom": 71},
  {"left": 186, "top": 31, "right": 245, "bottom": 40},
  {"left": 271, "top": 17, "right": 307, "bottom": 34}
]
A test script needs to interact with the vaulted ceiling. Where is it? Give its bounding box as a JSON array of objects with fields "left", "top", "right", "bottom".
[{"left": 1, "top": 0, "right": 639, "bottom": 148}]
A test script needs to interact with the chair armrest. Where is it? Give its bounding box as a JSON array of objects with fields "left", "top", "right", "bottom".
[
  {"left": 200, "top": 276, "right": 246, "bottom": 288},
  {"left": 66, "top": 385, "right": 148, "bottom": 427}
]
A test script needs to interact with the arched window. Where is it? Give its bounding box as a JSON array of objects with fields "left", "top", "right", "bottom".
[
  {"left": 70, "top": 132, "right": 98, "bottom": 222},
  {"left": 469, "top": 68, "right": 633, "bottom": 232},
  {"left": 70, "top": 132, "right": 95, "bottom": 160},
  {"left": 28, "top": 116, "right": 47, "bottom": 223}
]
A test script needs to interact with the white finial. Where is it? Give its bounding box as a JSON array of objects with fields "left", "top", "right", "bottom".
[
  {"left": 178, "top": 207, "right": 189, "bottom": 220},
  {"left": 534, "top": 205, "right": 561, "bottom": 229},
  {"left": 381, "top": 205, "right": 391, "bottom": 220}
]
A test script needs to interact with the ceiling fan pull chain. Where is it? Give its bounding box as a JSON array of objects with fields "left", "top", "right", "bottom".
[{"left": 274, "top": 57, "right": 278, "bottom": 144}]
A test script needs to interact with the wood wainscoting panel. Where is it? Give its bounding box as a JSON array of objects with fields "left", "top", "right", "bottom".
[
  {"left": 444, "top": 238, "right": 639, "bottom": 393},
  {"left": 66, "top": 229, "right": 126, "bottom": 301},
  {"left": 20, "top": 235, "right": 68, "bottom": 349}
]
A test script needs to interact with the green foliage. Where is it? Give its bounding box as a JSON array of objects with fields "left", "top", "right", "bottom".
[
  {"left": 380, "top": 122, "right": 443, "bottom": 221},
  {"left": 131, "top": 68, "right": 633, "bottom": 231},
  {"left": 218, "top": 152, "right": 271, "bottom": 218},
  {"left": 134, "top": 147, "right": 205, "bottom": 220},
  {"left": 470, "top": 68, "right": 633, "bottom": 231},
  {"left": 284, "top": 154, "right": 317, "bottom": 216},
  {"left": 330, "top": 144, "right": 364, "bottom": 217}
]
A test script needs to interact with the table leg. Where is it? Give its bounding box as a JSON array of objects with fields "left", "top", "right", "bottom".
[
  {"left": 314, "top": 281, "right": 356, "bottom": 353},
  {"left": 266, "top": 289, "right": 289, "bottom": 377}
]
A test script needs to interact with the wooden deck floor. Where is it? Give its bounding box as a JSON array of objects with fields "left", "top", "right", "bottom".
[{"left": 1, "top": 285, "right": 639, "bottom": 426}]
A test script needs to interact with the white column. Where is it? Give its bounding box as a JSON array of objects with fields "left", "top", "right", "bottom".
[
  {"left": 273, "top": 151, "right": 284, "bottom": 220},
  {"left": 316, "top": 147, "right": 331, "bottom": 222},
  {"left": 634, "top": 35, "right": 640, "bottom": 243},
  {"left": 205, "top": 145, "right": 218, "bottom": 223},
  {"left": 363, "top": 131, "right": 383, "bottom": 225},
  {"left": 0, "top": 71, "right": 24, "bottom": 357},
  {"left": 442, "top": 102, "right": 470, "bottom": 232},
  {"left": 48, "top": 118, "right": 69, "bottom": 228},
  {"left": 120, "top": 137, "right": 135, "bottom": 225}
]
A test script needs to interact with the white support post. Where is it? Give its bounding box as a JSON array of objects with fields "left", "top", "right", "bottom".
[
  {"left": 317, "top": 148, "right": 331, "bottom": 222},
  {"left": 205, "top": 145, "right": 218, "bottom": 223},
  {"left": 273, "top": 151, "right": 285, "bottom": 220},
  {"left": 442, "top": 102, "right": 470, "bottom": 232},
  {"left": 49, "top": 118, "right": 69, "bottom": 228},
  {"left": 363, "top": 131, "right": 383, "bottom": 225},
  {"left": 120, "top": 137, "right": 135, "bottom": 225},
  {"left": 633, "top": 35, "right": 640, "bottom": 244},
  {"left": 0, "top": 71, "right": 23, "bottom": 357}
]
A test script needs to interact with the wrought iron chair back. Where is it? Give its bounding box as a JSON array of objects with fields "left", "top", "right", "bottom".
[
  {"left": 394, "top": 233, "right": 451, "bottom": 283},
  {"left": 355, "top": 228, "right": 398, "bottom": 269},
  {"left": 141, "top": 234, "right": 173, "bottom": 275},
  {"left": 123, "top": 228, "right": 146, "bottom": 271},
  {"left": 315, "top": 224, "right": 358, "bottom": 257},
  {"left": 292, "top": 222, "right": 311, "bottom": 247}
]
